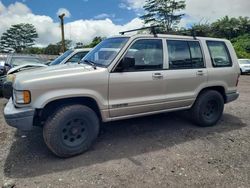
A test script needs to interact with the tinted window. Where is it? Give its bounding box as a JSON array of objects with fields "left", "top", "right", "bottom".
[
  {"left": 167, "top": 40, "right": 204, "bottom": 69},
  {"left": 207, "top": 41, "right": 232, "bottom": 67},
  {"left": 67, "top": 52, "right": 88, "bottom": 63},
  {"left": 50, "top": 50, "right": 73, "bottom": 65},
  {"left": 118, "top": 39, "right": 163, "bottom": 71}
]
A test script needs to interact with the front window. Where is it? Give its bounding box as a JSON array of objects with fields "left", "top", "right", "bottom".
[
  {"left": 116, "top": 39, "right": 163, "bottom": 71},
  {"left": 83, "top": 37, "right": 129, "bottom": 67},
  {"left": 66, "top": 52, "right": 89, "bottom": 63},
  {"left": 239, "top": 59, "right": 250, "bottom": 64},
  {"left": 50, "top": 50, "right": 73, "bottom": 65}
]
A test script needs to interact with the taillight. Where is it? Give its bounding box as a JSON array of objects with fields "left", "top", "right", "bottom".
[{"left": 236, "top": 74, "right": 240, "bottom": 86}]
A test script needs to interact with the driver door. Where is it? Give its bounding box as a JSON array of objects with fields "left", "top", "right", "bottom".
[{"left": 108, "top": 39, "right": 167, "bottom": 118}]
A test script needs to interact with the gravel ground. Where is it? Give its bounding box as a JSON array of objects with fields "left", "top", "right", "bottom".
[{"left": 0, "top": 76, "right": 250, "bottom": 188}]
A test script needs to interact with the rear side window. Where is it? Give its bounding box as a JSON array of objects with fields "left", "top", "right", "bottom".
[
  {"left": 206, "top": 41, "right": 232, "bottom": 67},
  {"left": 167, "top": 40, "right": 204, "bottom": 69}
]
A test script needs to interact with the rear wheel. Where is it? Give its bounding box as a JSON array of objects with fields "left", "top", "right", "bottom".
[
  {"left": 191, "top": 90, "right": 224, "bottom": 127},
  {"left": 43, "top": 104, "right": 99, "bottom": 158}
]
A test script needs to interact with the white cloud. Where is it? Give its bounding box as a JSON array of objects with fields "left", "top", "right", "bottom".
[
  {"left": 0, "top": 2, "right": 143, "bottom": 47},
  {"left": 120, "top": 0, "right": 145, "bottom": 10},
  {"left": 64, "top": 18, "right": 143, "bottom": 44},
  {"left": 94, "top": 13, "right": 115, "bottom": 20},
  {"left": 57, "top": 8, "right": 71, "bottom": 18},
  {"left": 121, "top": 0, "right": 250, "bottom": 27}
]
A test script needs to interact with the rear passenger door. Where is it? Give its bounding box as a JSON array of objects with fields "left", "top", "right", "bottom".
[{"left": 165, "top": 39, "right": 207, "bottom": 104}]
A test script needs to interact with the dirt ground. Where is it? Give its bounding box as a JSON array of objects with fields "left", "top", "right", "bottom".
[{"left": 0, "top": 76, "right": 250, "bottom": 188}]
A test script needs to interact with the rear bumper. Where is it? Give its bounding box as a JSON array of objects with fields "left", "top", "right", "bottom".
[
  {"left": 225, "top": 92, "right": 239, "bottom": 103},
  {"left": 4, "top": 98, "right": 35, "bottom": 130}
]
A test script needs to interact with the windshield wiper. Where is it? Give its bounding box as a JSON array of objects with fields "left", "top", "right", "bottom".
[{"left": 83, "top": 59, "right": 97, "bottom": 70}]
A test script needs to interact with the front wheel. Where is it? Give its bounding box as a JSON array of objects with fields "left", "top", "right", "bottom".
[
  {"left": 43, "top": 104, "right": 99, "bottom": 158},
  {"left": 191, "top": 90, "right": 224, "bottom": 127}
]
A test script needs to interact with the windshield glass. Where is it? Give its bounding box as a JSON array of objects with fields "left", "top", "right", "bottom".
[
  {"left": 50, "top": 50, "right": 73, "bottom": 65},
  {"left": 83, "top": 37, "right": 129, "bottom": 67},
  {"left": 239, "top": 59, "right": 250, "bottom": 64},
  {"left": 10, "top": 57, "right": 44, "bottom": 66}
]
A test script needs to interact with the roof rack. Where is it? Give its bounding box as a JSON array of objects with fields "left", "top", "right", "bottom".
[
  {"left": 119, "top": 25, "right": 160, "bottom": 36},
  {"left": 119, "top": 26, "right": 198, "bottom": 39}
]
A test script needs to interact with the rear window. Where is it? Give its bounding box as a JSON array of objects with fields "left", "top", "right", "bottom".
[
  {"left": 167, "top": 40, "right": 204, "bottom": 69},
  {"left": 206, "top": 41, "right": 232, "bottom": 67}
]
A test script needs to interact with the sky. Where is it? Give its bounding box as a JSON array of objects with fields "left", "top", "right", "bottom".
[{"left": 0, "top": 0, "right": 250, "bottom": 47}]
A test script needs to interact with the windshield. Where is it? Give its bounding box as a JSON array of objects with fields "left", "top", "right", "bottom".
[
  {"left": 239, "top": 59, "right": 250, "bottom": 64},
  {"left": 83, "top": 37, "right": 129, "bottom": 67},
  {"left": 50, "top": 50, "right": 73, "bottom": 65},
  {"left": 10, "top": 57, "right": 44, "bottom": 67}
]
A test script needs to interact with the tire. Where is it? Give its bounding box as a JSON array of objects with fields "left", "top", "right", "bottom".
[
  {"left": 43, "top": 104, "right": 99, "bottom": 158},
  {"left": 191, "top": 90, "right": 224, "bottom": 127},
  {"left": 240, "top": 69, "right": 244, "bottom": 75}
]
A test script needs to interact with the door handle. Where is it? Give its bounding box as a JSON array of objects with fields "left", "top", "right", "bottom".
[
  {"left": 197, "top": 70, "right": 204, "bottom": 76},
  {"left": 152, "top": 73, "right": 163, "bottom": 80}
]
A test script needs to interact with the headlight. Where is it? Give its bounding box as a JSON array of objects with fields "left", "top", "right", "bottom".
[
  {"left": 14, "top": 90, "right": 31, "bottom": 104},
  {"left": 6, "top": 74, "right": 16, "bottom": 82}
]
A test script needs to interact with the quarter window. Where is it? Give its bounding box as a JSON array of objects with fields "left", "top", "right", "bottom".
[
  {"left": 167, "top": 40, "right": 204, "bottom": 69},
  {"left": 118, "top": 39, "right": 163, "bottom": 71},
  {"left": 207, "top": 41, "right": 232, "bottom": 67}
]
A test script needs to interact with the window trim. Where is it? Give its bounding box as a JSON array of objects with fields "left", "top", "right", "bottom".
[
  {"left": 166, "top": 39, "right": 206, "bottom": 70},
  {"left": 112, "top": 38, "right": 165, "bottom": 73},
  {"left": 206, "top": 40, "right": 233, "bottom": 68}
]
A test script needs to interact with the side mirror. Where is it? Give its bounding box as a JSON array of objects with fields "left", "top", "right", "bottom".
[{"left": 116, "top": 57, "right": 135, "bottom": 72}]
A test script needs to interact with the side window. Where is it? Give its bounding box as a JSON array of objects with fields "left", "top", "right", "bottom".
[
  {"left": 67, "top": 52, "right": 87, "bottom": 63},
  {"left": 207, "top": 41, "right": 232, "bottom": 67},
  {"left": 117, "top": 39, "right": 163, "bottom": 71},
  {"left": 167, "top": 40, "right": 204, "bottom": 69}
]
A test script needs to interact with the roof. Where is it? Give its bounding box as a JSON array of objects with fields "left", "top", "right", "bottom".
[{"left": 110, "top": 33, "right": 229, "bottom": 42}]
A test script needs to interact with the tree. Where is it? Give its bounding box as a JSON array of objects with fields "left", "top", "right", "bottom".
[
  {"left": 43, "top": 40, "right": 72, "bottom": 55},
  {"left": 141, "top": 0, "right": 186, "bottom": 32},
  {"left": 0, "top": 23, "right": 38, "bottom": 53},
  {"left": 84, "top": 37, "right": 103, "bottom": 48},
  {"left": 232, "top": 34, "right": 250, "bottom": 58},
  {"left": 75, "top": 37, "right": 103, "bottom": 49}
]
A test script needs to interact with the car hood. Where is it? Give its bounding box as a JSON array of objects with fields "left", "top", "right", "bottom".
[
  {"left": 7, "top": 63, "right": 47, "bottom": 75},
  {"left": 239, "top": 64, "right": 250, "bottom": 68},
  {"left": 14, "top": 64, "right": 103, "bottom": 89}
]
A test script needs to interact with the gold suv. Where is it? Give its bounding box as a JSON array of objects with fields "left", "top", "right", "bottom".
[{"left": 4, "top": 32, "right": 240, "bottom": 157}]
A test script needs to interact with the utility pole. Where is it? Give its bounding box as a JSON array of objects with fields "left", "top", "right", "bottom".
[{"left": 59, "top": 13, "right": 66, "bottom": 53}]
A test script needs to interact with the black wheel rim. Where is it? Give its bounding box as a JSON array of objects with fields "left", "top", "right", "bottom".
[
  {"left": 202, "top": 100, "right": 219, "bottom": 121},
  {"left": 61, "top": 118, "right": 88, "bottom": 147}
]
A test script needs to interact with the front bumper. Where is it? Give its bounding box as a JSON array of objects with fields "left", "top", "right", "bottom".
[
  {"left": 4, "top": 98, "right": 35, "bottom": 130},
  {"left": 225, "top": 92, "right": 239, "bottom": 103},
  {"left": 241, "top": 68, "right": 250, "bottom": 73}
]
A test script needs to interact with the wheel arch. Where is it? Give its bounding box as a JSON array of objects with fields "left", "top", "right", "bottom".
[
  {"left": 197, "top": 86, "right": 227, "bottom": 103},
  {"left": 35, "top": 97, "right": 103, "bottom": 126}
]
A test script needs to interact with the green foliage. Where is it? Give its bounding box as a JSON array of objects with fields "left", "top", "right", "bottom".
[
  {"left": 44, "top": 40, "right": 72, "bottom": 55},
  {"left": 210, "top": 16, "right": 250, "bottom": 39},
  {"left": 141, "top": 0, "right": 186, "bottom": 32},
  {"left": 232, "top": 34, "right": 250, "bottom": 58},
  {"left": 0, "top": 23, "right": 38, "bottom": 53},
  {"left": 84, "top": 37, "right": 103, "bottom": 48},
  {"left": 22, "top": 47, "right": 44, "bottom": 54},
  {"left": 188, "top": 16, "right": 250, "bottom": 59}
]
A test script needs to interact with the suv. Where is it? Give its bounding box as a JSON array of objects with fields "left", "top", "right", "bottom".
[{"left": 4, "top": 33, "right": 240, "bottom": 157}]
